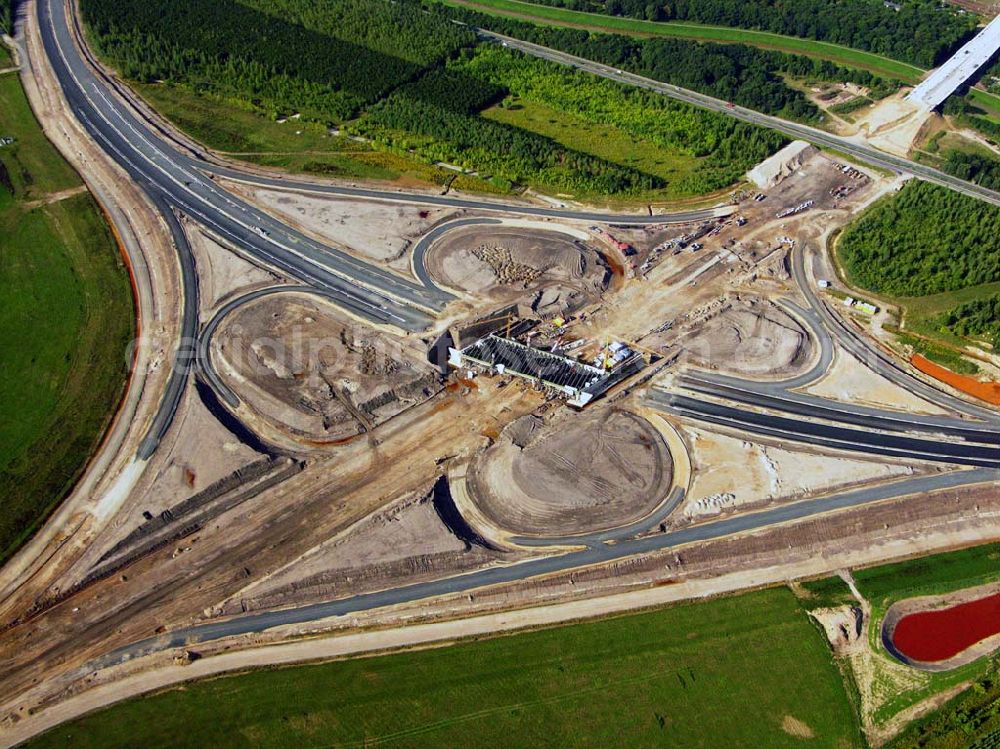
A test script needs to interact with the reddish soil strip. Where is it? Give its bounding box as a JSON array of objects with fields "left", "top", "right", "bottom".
[
  {"left": 891, "top": 592, "right": 1000, "bottom": 662},
  {"left": 911, "top": 354, "right": 1000, "bottom": 406}
]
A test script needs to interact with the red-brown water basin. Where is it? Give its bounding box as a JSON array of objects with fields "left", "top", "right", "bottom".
[{"left": 890, "top": 592, "right": 1000, "bottom": 663}]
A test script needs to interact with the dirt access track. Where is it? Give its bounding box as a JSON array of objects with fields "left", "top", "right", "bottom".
[{"left": 466, "top": 408, "right": 673, "bottom": 537}]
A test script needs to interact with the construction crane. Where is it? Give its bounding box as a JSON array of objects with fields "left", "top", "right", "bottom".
[{"left": 626, "top": 340, "right": 664, "bottom": 361}]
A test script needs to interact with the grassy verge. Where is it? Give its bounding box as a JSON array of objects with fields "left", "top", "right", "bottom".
[
  {"left": 854, "top": 543, "right": 1000, "bottom": 606},
  {"left": 434, "top": 0, "right": 924, "bottom": 83},
  {"left": 25, "top": 586, "right": 862, "bottom": 748},
  {"left": 885, "top": 667, "right": 1000, "bottom": 749},
  {"left": 797, "top": 576, "right": 858, "bottom": 610},
  {"left": 0, "top": 69, "right": 133, "bottom": 563},
  {"left": 969, "top": 88, "right": 1000, "bottom": 119},
  {"left": 892, "top": 331, "right": 980, "bottom": 375}
]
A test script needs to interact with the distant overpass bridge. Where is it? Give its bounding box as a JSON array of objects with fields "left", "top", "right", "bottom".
[{"left": 907, "top": 13, "right": 1000, "bottom": 110}]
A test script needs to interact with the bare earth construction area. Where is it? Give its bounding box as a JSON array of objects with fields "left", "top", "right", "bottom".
[
  {"left": 468, "top": 409, "right": 673, "bottom": 537},
  {"left": 10, "top": 0, "right": 1000, "bottom": 746},
  {"left": 212, "top": 293, "right": 440, "bottom": 443}
]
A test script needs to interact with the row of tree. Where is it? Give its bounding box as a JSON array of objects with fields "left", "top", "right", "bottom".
[
  {"left": 839, "top": 181, "right": 1000, "bottom": 296},
  {"left": 519, "top": 0, "right": 976, "bottom": 68},
  {"left": 425, "top": 2, "right": 900, "bottom": 123}
]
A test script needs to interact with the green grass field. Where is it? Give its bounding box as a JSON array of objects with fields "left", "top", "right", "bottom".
[
  {"left": 0, "top": 72, "right": 133, "bottom": 563},
  {"left": 968, "top": 88, "right": 1000, "bottom": 119},
  {"left": 26, "top": 587, "right": 862, "bottom": 748},
  {"left": 854, "top": 542, "right": 1000, "bottom": 610},
  {"left": 434, "top": 0, "right": 925, "bottom": 83}
]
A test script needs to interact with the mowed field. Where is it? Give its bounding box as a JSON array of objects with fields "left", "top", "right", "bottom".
[
  {"left": 434, "top": 0, "right": 924, "bottom": 82},
  {"left": 0, "top": 71, "right": 133, "bottom": 562},
  {"left": 26, "top": 587, "right": 862, "bottom": 748}
]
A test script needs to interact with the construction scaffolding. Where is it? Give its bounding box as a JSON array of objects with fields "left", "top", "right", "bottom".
[{"left": 449, "top": 334, "right": 644, "bottom": 408}]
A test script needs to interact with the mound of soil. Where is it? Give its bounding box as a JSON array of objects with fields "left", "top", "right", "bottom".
[
  {"left": 686, "top": 299, "right": 812, "bottom": 377},
  {"left": 468, "top": 409, "right": 673, "bottom": 537},
  {"left": 427, "top": 227, "right": 607, "bottom": 314},
  {"left": 213, "top": 293, "right": 438, "bottom": 440}
]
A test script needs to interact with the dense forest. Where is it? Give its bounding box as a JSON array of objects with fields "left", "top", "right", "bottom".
[
  {"left": 941, "top": 295, "right": 1000, "bottom": 348},
  {"left": 838, "top": 181, "right": 1000, "bottom": 297},
  {"left": 516, "top": 0, "right": 976, "bottom": 68},
  {"left": 427, "top": 3, "right": 900, "bottom": 122},
  {"left": 943, "top": 151, "right": 1000, "bottom": 191},
  {"left": 80, "top": 0, "right": 473, "bottom": 120}
]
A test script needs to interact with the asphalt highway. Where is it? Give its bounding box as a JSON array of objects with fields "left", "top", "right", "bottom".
[
  {"left": 485, "top": 31, "right": 1000, "bottom": 209},
  {"left": 101, "top": 465, "right": 997, "bottom": 664},
  {"left": 136, "top": 194, "right": 198, "bottom": 459},
  {"left": 648, "top": 390, "right": 1000, "bottom": 467},
  {"left": 790, "top": 246, "right": 1000, "bottom": 424},
  {"left": 678, "top": 376, "right": 1000, "bottom": 444},
  {"left": 34, "top": 0, "right": 1000, "bottom": 670},
  {"left": 40, "top": 0, "right": 442, "bottom": 328}
]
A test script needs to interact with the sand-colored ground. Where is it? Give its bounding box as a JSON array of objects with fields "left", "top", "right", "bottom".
[
  {"left": 221, "top": 181, "right": 456, "bottom": 272},
  {"left": 184, "top": 222, "right": 282, "bottom": 315},
  {"left": 223, "top": 487, "right": 481, "bottom": 611},
  {"left": 683, "top": 297, "right": 812, "bottom": 377},
  {"left": 467, "top": 409, "right": 673, "bottom": 536},
  {"left": 854, "top": 94, "right": 932, "bottom": 157},
  {"left": 213, "top": 293, "right": 438, "bottom": 440},
  {"left": 56, "top": 380, "right": 266, "bottom": 585},
  {"left": 681, "top": 426, "right": 917, "bottom": 517},
  {"left": 806, "top": 350, "right": 950, "bottom": 415},
  {"left": 426, "top": 226, "right": 608, "bottom": 314}
]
